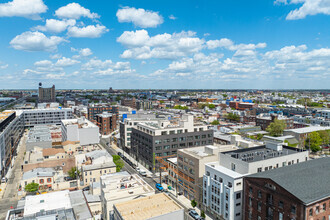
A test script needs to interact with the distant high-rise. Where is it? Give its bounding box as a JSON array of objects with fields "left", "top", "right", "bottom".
[{"left": 38, "top": 83, "right": 56, "bottom": 103}]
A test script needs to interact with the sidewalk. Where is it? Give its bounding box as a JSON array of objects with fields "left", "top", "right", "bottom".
[
  {"left": 110, "top": 144, "right": 154, "bottom": 177},
  {"left": 161, "top": 182, "right": 213, "bottom": 220}
]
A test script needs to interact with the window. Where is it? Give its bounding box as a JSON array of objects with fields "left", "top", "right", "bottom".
[
  {"left": 258, "top": 201, "right": 262, "bottom": 212},
  {"left": 257, "top": 167, "right": 262, "bottom": 172},
  {"left": 47, "top": 178, "right": 51, "bottom": 183},
  {"left": 316, "top": 206, "right": 319, "bottom": 214},
  {"left": 258, "top": 190, "right": 262, "bottom": 198},
  {"left": 249, "top": 187, "right": 253, "bottom": 194},
  {"left": 236, "top": 213, "right": 240, "bottom": 217},
  {"left": 249, "top": 197, "right": 252, "bottom": 206},
  {"left": 291, "top": 205, "right": 296, "bottom": 214},
  {"left": 226, "top": 193, "right": 228, "bottom": 201},
  {"left": 39, "top": 179, "right": 44, "bottom": 184},
  {"left": 279, "top": 213, "right": 283, "bottom": 220},
  {"left": 236, "top": 203, "right": 241, "bottom": 206},
  {"left": 156, "top": 146, "right": 162, "bottom": 150},
  {"left": 309, "top": 208, "right": 313, "bottom": 216},
  {"left": 172, "top": 138, "right": 178, "bottom": 142},
  {"left": 231, "top": 163, "right": 236, "bottom": 171},
  {"left": 279, "top": 201, "right": 284, "bottom": 209},
  {"left": 228, "top": 182, "right": 232, "bottom": 187},
  {"left": 236, "top": 193, "right": 241, "bottom": 199},
  {"left": 323, "top": 203, "right": 326, "bottom": 211}
]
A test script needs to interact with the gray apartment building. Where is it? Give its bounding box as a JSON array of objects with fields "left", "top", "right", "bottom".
[{"left": 131, "top": 115, "right": 214, "bottom": 172}]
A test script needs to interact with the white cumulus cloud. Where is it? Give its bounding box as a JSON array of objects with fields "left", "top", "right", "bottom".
[
  {"left": 0, "top": 0, "right": 47, "bottom": 19},
  {"left": 34, "top": 19, "right": 76, "bottom": 33},
  {"left": 67, "top": 24, "right": 108, "bottom": 38},
  {"left": 116, "top": 7, "right": 163, "bottom": 28},
  {"left": 55, "top": 3, "right": 99, "bottom": 20},
  {"left": 55, "top": 57, "right": 80, "bottom": 67},
  {"left": 10, "top": 31, "right": 67, "bottom": 52},
  {"left": 276, "top": 0, "right": 330, "bottom": 20}
]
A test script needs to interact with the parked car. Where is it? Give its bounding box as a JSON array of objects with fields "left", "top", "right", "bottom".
[
  {"left": 117, "top": 152, "right": 122, "bottom": 157},
  {"left": 64, "top": 176, "right": 75, "bottom": 181},
  {"left": 155, "top": 183, "right": 164, "bottom": 191},
  {"left": 178, "top": 191, "right": 183, "bottom": 196},
  {"left": 189, "top": 210, "right": 201, "bottom": 220},
  {"left": 139, "top": 170, "right": 147, "bottom": 177},
  {"left": 82, "top": 186, "right": 90, "bottom": 191},
  {"left": 136, "top": 167, "right": 140, "bottom": 172}
]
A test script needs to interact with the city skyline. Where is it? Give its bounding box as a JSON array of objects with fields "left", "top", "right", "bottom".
[{"left": 0, "top": 0, "right": 330, "bottom": 89}]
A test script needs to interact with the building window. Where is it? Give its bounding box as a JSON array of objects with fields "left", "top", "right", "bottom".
[
  {"left": 236, "top": 193, "right": 241, "bottom": 199},
  {"left": 258, "top": 190, "right": 262, "bottom": 198},
  {"left": 291, "top": 205, "right": 296, "bottom": 214},
  {"left": 249, "top": 197, "right": 252, "bottom": 206},
  {"left": 257, "top": 167, "right": 262, "bottom": 172},
  {"left": 279, "top": 201, "right": 284, "bottom": 209},
  {"left": 47, "top": 178, "right": 51, "bottom": 183},
  {"left": 231, "top": 163, "right": 236, "bottom": 171},
  {"left": 309, "top": 208, "right": 313, "bottom": 216},
  {"left": 315, "top": 206, "right": 319, "bottom": 214},
  {"left": 257, "top": 201, "right": 262, "bottom": 212},
  {"left": 323, "top": 203, "right": 326, "bottom": 211},
  {"left": 249, "top": 187, "right": 253, "bottom": 194},
  {"left": 39, "top": 179, "right": 44, "bottom": 184}
]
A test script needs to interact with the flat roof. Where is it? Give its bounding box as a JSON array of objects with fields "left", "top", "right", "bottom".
[
  {"left": 0, "top": 111, "right": 15, "bottom": 123},
  {"left": 285, "top": 126, "right": 330, "bottom": 134},
  {"left": 114, "top": 193, "right": 183, "bottom": 220},
  {"left": 224, "top": 145, "right": 305, "bottom": 163}
]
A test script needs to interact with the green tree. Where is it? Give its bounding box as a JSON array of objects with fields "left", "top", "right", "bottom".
[
  {"left": 201, "top": 210, "right": 206, "bottom": 218},
  {"left": 318, "top": 130, "right": 330, "bottom": 146},
  {"left": 305, "top": 131, "right": 322, "bottom": 152},
  {"left": 113, "top": 155, "right": 124, "bottom": 172},
  {"left": 68, "top": 167, "right": 80, "bottom": 179},
  {"left": 115, "top": 96, "right": 121, "bottom": 102},
  {"left": 191, "top": 199, "right": 197, "bottom": 208},
  {"left": 211, "top": 120, "right": 219, "bottom": 125},
  {"left": 266, "top": 119, "right": 286, "bottom": 137},
  {"left": 208, "top": 104, "right": 215, "bottom": 109},
  {"left": 25, "top": 183, "right": 39, "bottom": 192},
  {"left": 226, "top": 113, "right": 240, "bottom": 122},
  {"left": 256, "top": 133, "right": 263, "bottom": 140}
]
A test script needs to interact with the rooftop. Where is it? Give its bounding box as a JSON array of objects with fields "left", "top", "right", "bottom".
[
  {"left": 285, "top": 126, "right": 330, "bottom": 134},
  {"left": 224, "top": 145, "right": 305, "bottom": 163},
  {"left": 61, "top": 118, "right": 97, "bottom": 129},
  {"left": 247, "top": 157, "right": 330, "bottom": 205},
  {"left": 0, "top": 111, "right": 15, "bottom": 123},
  {"left": 114, "top": 193, "right": 183, "bottom": 220},
  {"left": 22, "top": 167, "right": 55, "bottom": 180},
  {"left": 42, "top": 148, "right": 65, "bottom": 157}
]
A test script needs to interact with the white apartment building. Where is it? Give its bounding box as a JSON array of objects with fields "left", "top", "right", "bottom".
[
  {"left": 100, "top": 171, "right": 154, "bottom": 220},
  {"left": 22, "top": 108, "right": 73, "bottom": 127},
  {"left": 61, "top": 117, "right": 99, "bottom": 146},
  {"left": 320, "top": 109, "right": 330, "bottom": 119},
  {"left": 203, "top": 140, "right": 309, "bottom": 220}
]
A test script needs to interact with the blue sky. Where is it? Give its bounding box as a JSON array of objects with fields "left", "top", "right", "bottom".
[{"left": 0, "top": 0, "right": 329, "bottom": 89}]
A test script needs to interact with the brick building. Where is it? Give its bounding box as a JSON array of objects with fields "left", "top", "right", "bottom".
[
  {"left": 87, "top": 105, "right": 119, "bottom": 121},
  {"left": 121, "top": 97, "right": 136, "bottom": 109},
  {"left": 256, "top": 114, "right": 294, "bottom": 130},
  {"left": 243, "top": 157, "right": 330, "bottom": 220},
  {"left": 95, "top": 112, "right": 117, "bottom": 135},
  {"left": 229, "top": 102, "right": 257, "bottom": 110}
]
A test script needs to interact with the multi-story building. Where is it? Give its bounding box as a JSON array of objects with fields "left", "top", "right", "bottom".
[
  {"left": 25, "top": 126, "right": 52, "bottom": 151},
  {"left": 320, "top": 109, "right": 330, "bottom": 119},
  {"left": 80, "top": 150, "right": 116, "bottom": 185},
  {"left": 243, "top": 157, "right": 330, "bottom": 220},
  {"left": 61, "top": 118, "right": 99, "bottom": 146},
  {"left": 0, "top": 111, "right": 24, "bottom": 178},
  {"left": 88, "top": 104, "right": 119, "bottom": 121},
  {"left": 113, "top": 193, "right": 185, "bottom": 220},
  {"left": 22, "top": 108, "right": 74, "bottom": 127},
  {"left": 256, "top": 114, "right": 294, "bottom": 130},
  {"left": 100, "top": 171, "right": 154, "bottom": 220},
  {"left": 95, "top": 112, "right": 117, "bottom": 135},
  {"left": 119, "top": 113, "right": 157, "bottom": 154},
  {"left": 203, "top": 140, "right": 309, "bottom": 220},
  {"left": 136, "top": 100, "right": 153, "bottom": 110},
  {"left": 38, "top": 83, "right": 56, "bottom": 103},
  {"left": 229, "top": 102, "right": 257, "bottom": 110},
  {"left": 131, "top": 115, "right": 213, "bottom": 172},
  {"left": 167, "top": 157, "right": 178, "bottom": 191},
  {"left": 283, "top": 126, "right": 330, "bottom": 144},
  {"left": 121, "top": 98, "right": 136, "bottom": 109},
  {"left": 21, "top": 167, "right": 56, "bottom": 191},
  {"left": 177, "top": 145, "right": 234, "bottom": 203}
]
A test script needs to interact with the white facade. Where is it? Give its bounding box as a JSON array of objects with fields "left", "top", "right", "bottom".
[
  {"left": 203, "top": 144, "right": 309, "bottom": 220},
  {"left": 61, "top": 118, "right": 99, "bottom": 146},
  {"left": 22, "top": 108, "right": 73, "bottom": 127}
]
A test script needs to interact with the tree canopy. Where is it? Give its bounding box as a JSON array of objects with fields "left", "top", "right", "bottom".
[
  {"left": 226, "top": 113, "right": 240, "bottom": 122},
  {"left": 211, "top": 120, "right": 219, "bottom": 125},
  {"left": 25, "top": 183, "right": 39, "bottom": 192},
  {"left": 266, "top": 119, "right": 286, "bottom": 137},
  {"left": 113, "top": 155, "right": 124, "bottom": 172},
  {"left": 68, "top": 167, "right": 80, "bottom": 179},
  {"left": 305, "top": 131, "right": 322, "bottom": 152}
]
